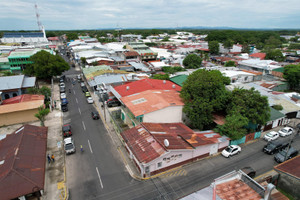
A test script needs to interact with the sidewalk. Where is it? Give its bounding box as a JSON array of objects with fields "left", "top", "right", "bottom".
[{"left": 42, "top": 84, "right": 67, "bottom": 200}]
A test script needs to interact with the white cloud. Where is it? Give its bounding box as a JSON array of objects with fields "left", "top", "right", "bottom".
[{"left": 0, "top": 0, "right": 299, "bottom": 30}]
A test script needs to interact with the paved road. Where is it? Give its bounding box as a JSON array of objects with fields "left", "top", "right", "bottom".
[{"left": 60, "top": 58, "right": 300, "bottom": 199}]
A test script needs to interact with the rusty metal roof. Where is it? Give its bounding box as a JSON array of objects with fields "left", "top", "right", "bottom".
[
  {"left": 274, "top": 155, "right": 300, "bottom": 179},
  {"left": 0, "top": 124, "right": 48, "bottom": 200}
]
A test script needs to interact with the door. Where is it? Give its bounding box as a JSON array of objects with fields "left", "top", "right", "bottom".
[{"left": 210, "top": 144, "right": 218, "bottom": 155}]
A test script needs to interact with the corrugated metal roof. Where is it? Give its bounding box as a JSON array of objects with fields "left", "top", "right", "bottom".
[
  {"left": 2, "top": 94, "right": 44, "bottom": 105},
  {"left": 0, "top": 75, "right": 25, "bottom": 90},
  {"left": 22, "top": 77, "right": 36, "bottom": 88},
  {"left": 170, "top": 75, "right": 188, "bottom": 87},
  {"left": 274, "top": 155, "right": 300, "bottom": 179},
  {"left": 269, "top": 107, "right": 285, "bottom": 121},
  {"left": 0, "top": 125, "right": 48, "bottom": 200},
  {"left": 128, "top": 62, "right": 151, "bottom": 72},
  {"left": 114, "top": 79, "right": 181, "bottom": 97},
  {"left": 88, "top": 74, "right": 128, "bottom": 87}
]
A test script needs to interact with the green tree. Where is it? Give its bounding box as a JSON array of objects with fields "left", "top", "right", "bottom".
[
  {"left": 162, "top": 66, "right": 186, "bottom": 74},
  {"left": 35, "top": 106, "right": 50, "bottom": 126},
  {"left": 183, "top": 54, "right": 202, "bottom": 69},
  {"left": 283, "top": 64, "right": 300, "bottom": 91},
  {"left": 215, "top": 112, "right": 248, "bottom": 140},
  {"left": 272, "top": 104, "right": 283, "bottom": 111},
  {"left": 161, "top": 37, "right": 170, "bottom": 42},
  {"left": 223, "top": 39, "right": 234, "bottom": 49},
  {"left": 80, "top": 57, "right": 87, "bottom": 67},
  {"left": 151, "top": 74, "right": 170, "bottom": 80},
  {"left": 39, "top": 86, "right": 51, "bottom": 100},
  {"left": 180, "top": 69, "right": 231, "bottom": 129},
  {"left": 91, "top": 61, "right": 98, "bottom": 66},
  {"left": 66, "top": 32, "right": 78, "bottom": 41},
  {"left": 24, "top": 50, "right": 70, "bottom": 79},
  {"left": 265, "top": 49, "right": 285, "bottom": 62},
  {"left": 224, "top": 61, "right": 236, "bottom": 67},
  {"left": 208, "top": 41, "right": 219, "bottom": 55},
  {"left": 228, "top": 88, "right": 270, "bottom": 126}
]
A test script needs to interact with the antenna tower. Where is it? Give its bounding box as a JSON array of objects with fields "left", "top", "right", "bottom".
[{"left": 35, "top": 3, "right": 43, "bottom": 31}]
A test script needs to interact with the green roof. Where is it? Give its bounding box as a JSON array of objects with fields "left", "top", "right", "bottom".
[
  {"left": 8, "top": 49, "right": 52, "bottom": 59},
  {"left": 82, "top": 65, "right": 112, "bottom": 76},
  {"left": 273, "top": 67, "right": 284, "bottom": 73},
  {"left": 269, "top": 107, "right": 285, "bottom": 121},
  {"left": 170, "top": 75, "right": 188, "bottom": 87}
]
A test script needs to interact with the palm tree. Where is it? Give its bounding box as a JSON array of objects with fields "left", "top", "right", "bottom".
[{"left": 35, "top": 106, "right": 50, "bottom": 126}]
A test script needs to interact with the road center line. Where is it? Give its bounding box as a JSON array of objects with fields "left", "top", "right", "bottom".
[
  {"left": 82, "top": 121, "right": 86, "bottom": 130},
  {"left": 73, "top": 90, "right": 76, "bottom": 95},
  {"left": 76, "top": 98, "right": 78, "bottom": 103},
  {"left": 95, "top": 167, "right": 104, "bottom": 189},
  {"left": 78, "top": 108, "right": 81, "bottom": 115},
  {"left": 88, "top": 139, "right": 93, "bottom": 154}
]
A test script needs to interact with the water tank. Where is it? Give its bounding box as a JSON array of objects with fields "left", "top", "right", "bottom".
[{"left": 164, "top": 139, "right": 169, "bottom": 147}]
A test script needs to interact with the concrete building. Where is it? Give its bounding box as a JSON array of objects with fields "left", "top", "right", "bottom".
[
  {"left": 238, "top": 59, "right": 280, "bottom": 75},
  {"left": 126, "top": 42, "right": 158, "bottom": 61},
  {"left": 121, "top": 34, "right": 142, "bottom": 42},
  {"left": 0, "top": 94, "right": 44, "bottom": 126},
  {"left": 0, "top": 75, "right": 36, "bottom": 100},
  {"left": 0, "top": 32, "right": 48, "bottom": 44},
  {"left": 121, "top": 123, "right": 229, "bottom": 177}
]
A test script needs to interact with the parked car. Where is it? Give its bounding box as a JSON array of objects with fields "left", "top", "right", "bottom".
[
  {"left": 59, "top": 78, "right": 64, "bottom": 83},
  {"left": 80, "top": 82, "right": 85, "bottom": 87},
  {"left": 77, "top": 74, "right": 81, "bottom": 81},
  {"left": 85, "top": 92, "right": 91, "bottom": 97},
  {"left": 60, "top": 86, "right": 65, "bottom": 93},
  {"left": 241, "top": 167, "right": 256, "bottom": 178},
  {"left": 61, "top": 98, "right": 68, "bottom": 105},
  {"left": 263, "top": 141, "right": 289, "bottom": 155},
  {"left": 222, "top": 145, "right": 241, "bottom": 158},
  {"left": 60, "top": 93, "right": 66, "bottom": 99},
  {"left": 91, "top": 111, "right": 100, "bottom": 120},
  {"left": 87, "top": 97, "right": 94, "bottom": 104},
  {"left": 64, "top": 137, "right": 75, "bottom": 154},
  {"left": 107, "top": 98, "right": 121, "bottom": 107},
  {"left": 274, "top": 147, "right": 298, "bottom": 163},
  {"left": 61, "top": 103, "right": 68, "bottom": 112},
  {"left": 278, "top": 127, "right": 293, "bottom": 137},
  {"left": 62, "top": 124, "right": 72, "bottom": 137},
  {"left": 82, "top": 86, "right": 88, "bottom": 93},
  {"left": 264, "top": 131, "right": 279, "bottom": 142},
  {"left": 59, "top": 82, "right": 65, "bottom": 88}
]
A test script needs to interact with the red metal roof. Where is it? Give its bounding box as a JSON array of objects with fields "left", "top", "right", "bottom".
[
  {"left": 47, "top": 37, "right": 59, "bottom": 41},
  {"left": 250, "top": 53, "right": 266, "bottom": 60},
  {"left": 114, "top": 79, "right": 181, "bottom": 97},
  {"left": 124, "top": 51, "right": 139, "bottom": 57},
  {"left": 274, "top": 155, "right": 300, "bottom": 179},
  {"left": 2, "top": 94, "right": 44, "bottom": 105},
  {"left": 120, "top": 124, "right": 166, "bottom": 163},
  {"left": 0, "top": 125, "right": 48, "bottom": 200}
]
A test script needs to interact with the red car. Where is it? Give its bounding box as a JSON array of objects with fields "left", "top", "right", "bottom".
[{"left": 62, "top": 124, "right": 72, "bottom": 137}]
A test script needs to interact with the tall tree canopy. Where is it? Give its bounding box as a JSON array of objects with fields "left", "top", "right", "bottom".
[
  {"left": 283, "top": 64, "right": 300, "bottom": 91},
  {"left": 265, "top": 49, "right": 285, "bottom": 62},
  {"left": 183, "top": 54, "right": 202, "bottom": 69},
  {"left": 227, "top": 88, "right": 270, "bottom": 126},
  {"left": 208, "top": 41, "right": 219, "bottom": 55},
  {"left": 180, "top": 69, "right": 230, "bottom": 130},
  {"left": 24, "top": 50, "right": 70, "bottom": 79}
]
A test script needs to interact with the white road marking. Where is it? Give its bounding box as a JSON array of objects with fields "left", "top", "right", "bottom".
[
  {"left": 73, "top": 90, "right": 76, "bottom": 94},
  {"left": 78, "top": 108, "right": 81, "bottom": 115},
  {"left": 76, "top": 98, "right": 78, "bottom": 103},
  {"left": 96, "top": 167, "right": 104, "bottom": 189},
  {"left": 88, "top": 140, "right": 93, "bottom": 154},
  {"left": 82, "top": 121, "right": 86, "bottom": 130}
]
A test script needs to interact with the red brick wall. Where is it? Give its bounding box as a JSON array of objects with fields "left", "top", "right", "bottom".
[{"left": 272, "top": 71, "right": 283, "bottom": 78}]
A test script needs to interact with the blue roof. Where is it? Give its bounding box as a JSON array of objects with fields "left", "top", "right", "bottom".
[{"left": 3, "top": 32, "right": 44, "bottom": 38}]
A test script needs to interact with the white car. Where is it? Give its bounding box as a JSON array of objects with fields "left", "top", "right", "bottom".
[
  {"left": 59, "top": 82, "right": 65, "bottom": 88},
  {"left": 278, "top": 127, "right": 293, "bottom": 137},
  {"left": 87, "top": 97, "right": 94, "bottom": 104},
  {"left": 80, "top": 82, "right": 85, "bottom": 87},
  {"left": 64, "top": 137, "right": 75, "bottom": 154},
  {"left": 222, "top": 145, "right": 241, "bottom": 158},
  {"left": 60, "top": 93, "right": 66, "bottom": 99},
  {"left": 264, "top": 131, "right": 279, "bottom": 141}
]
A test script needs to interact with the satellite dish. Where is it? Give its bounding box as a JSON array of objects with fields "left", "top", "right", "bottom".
[{"left": 164, "top": 139, "right": 169, "bottom": 147}]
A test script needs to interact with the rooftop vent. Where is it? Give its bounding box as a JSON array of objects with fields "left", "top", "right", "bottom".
[
  {"left": 163, "top": 80, "right": 166, "bottom": 84},
  {"left": 126, "top": 86, "right": 130, "bottom": 91},
  {"left": 164, "top": 139, "right": 169, "bottom": 147},
  {"left": 172, "top": 84, "right": 176, "bottom": 89}
]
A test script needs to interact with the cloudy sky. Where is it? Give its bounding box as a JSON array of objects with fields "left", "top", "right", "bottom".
[{"left": 0, "top": 0, "right": 299, "bottom": 30}]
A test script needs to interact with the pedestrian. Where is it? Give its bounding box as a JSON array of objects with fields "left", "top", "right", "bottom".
[
  {"left": 47, "top": 154, "right": 51, "bottom": 164},
  {"left": 51, "top": 154, "right": 55, "bottom": 162}
]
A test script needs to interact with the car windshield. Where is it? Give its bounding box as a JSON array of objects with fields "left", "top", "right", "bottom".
[
  {"left": 266, "top": 133, "right": 273, "bottom": 137},
  {"left": 279, "top": 150, "right": 287, "bottom": 156},
  {"left": 65, "top": 143, "right": 74, "bottom": 150},
  {"left": 225, "top": 147, "right": 232, "bottom": 152},
  {"left": 266, "top": 143, "right": 276, "bottom": 149},
  {"left": 281, "top": 129, "right": 287, "bottom": 133},
  {"left": 63, "top": 126, "right": 70, "bottom": 132}
]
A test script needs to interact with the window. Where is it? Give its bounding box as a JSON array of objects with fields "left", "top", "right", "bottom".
[
  {"left": 157, "top": 162, "right": 162, "bottom": 168},
  {"left": 145, "top": 166, "right": 150, "bottom": 173}
]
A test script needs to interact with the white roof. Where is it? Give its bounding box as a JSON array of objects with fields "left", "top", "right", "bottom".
[
  {"left": 149, "top": 61, "right": 170, "bottom": 68},
  {"left": 239, "top": 59, "right": 279, "bottom": 70},
  {"left": 222, "top": 70, "right": 254, "bottom": 78},
  {"left": 86, "top": 57, "right": 113, "bottom": 64},
  {"left": 150, "top": 47, "right": 172, "bottom": 58},
  {"left": 104, "top": 42, "right": 127, "bottom": 51}
]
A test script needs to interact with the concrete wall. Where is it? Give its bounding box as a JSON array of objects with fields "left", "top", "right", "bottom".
[
  {"left": 0, "top": 109, "right": 39, "bottom": 126},
  {"left": 277, "top": 172, "right": 300, "bottom": 199},
  {"left": 143, "top": 106, "right": 183, "bottom": 123}
]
